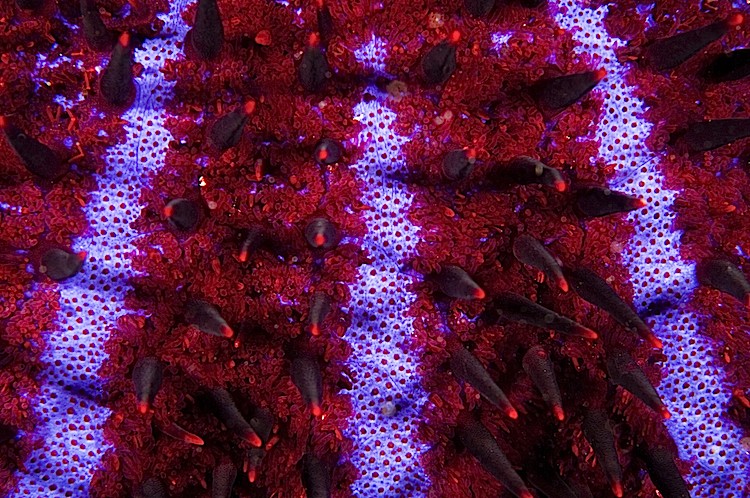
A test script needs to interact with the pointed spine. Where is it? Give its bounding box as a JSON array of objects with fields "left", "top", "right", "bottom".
[
  {"left": 160, "top": 421, "right": 204, "bottom": 445},
  {"left": 574, "top": 186, "right": 646, "bottom": 218},
  {"left": 208, "top": 101, "right": 255, "bottom": 152},
  {"left": 435, "top": 265, "right": 485, "bottom": 300},
  {"left": 191, "top": 0, "right": 224, "bottom": 60},
  {"left": 305, "top": 217, "right": 338, "bottom": 249},
  {"left": 642, "top": 446, "right": 691, "bottom": 498},
  {"left": 513, "top": 234, "right": 568, "bottom": 292},
  {"left": 164, "top": 198, "right": 201, "bottom": 231},
  {"left": 244, "top": 447, "right": 265, "bottom": 483},
  {"left": 291, "top": 356, "right": 323, "bottom": 417},
  {"left": 502, "top": 156, "right": 566, "bottom": 191},
  {"left": 314, "top": 138, "right": 343, "bottom": 165},
  {"left": 522, "top": 346, "right": 564, "bottom": 420},
  {"left": 100, "top": 32, "right": 134, "bottom": 106},
  {"left": 308, "top": 291, "right": 331, "bottom": 336},
  {"left": 494, "top": 292, "right": 598, "bottom": 340},
  {"left": 442, "top": 148, "right": 476, "bottom": 181},
  {"left": 564, "top": 266, "right": 662, "bottom": 348},
  {"left": 301, "top": 454, "right": 331, "bottom": 498},
  {"left": 607, "top": 349, "right": 670, "bottom": 419},
  {"left": 185, "top": 300, "right": 234, "bottom": 338},
  {"left": 703, "top": 48, "right": 750, "bottom": 82},
  {"left": 209, "top": 388, "right": 263, "bottom": 447},
  {"left": 680, "top": 118, "right": 750, "bottom": 152},
  {"left": 457, "top": 419, "right": 533, "bottom": 498},
  {"left": 238, "top": 226, "right": 264, "bottom": 262},
  {"left": 0, "top": 117, "right": 66, "bottom": 180},
  {"left": 449, "top": 344, "right": 517, "bottom": 418},
  {"left": 316, "top": 0, "right": 333, "bottom": 46},
  {"left": 532, "top": 69, "right": 606, "bottom": 110},
  {"left": 40, "top": 248, "right": 86, "bottom": 281},
  {"left": 299, "top": 34, "right": 329, "bottom": 92},
  {"left": 644, "top": 14, "right": 743, "bottom": 71},
  {"left": 212, "top": 461, "right": 237, "bottom": 498},
  {"left": 582, "top": 410, "right": 623, "bottom": 498},
  {"left": 696, "top": 258, "right": 750, "bottom": 306},
  {"left": 249, "top": 406, "right": 274, "bottom": 443},
  {"left": 421, "top": 32, "right": 459, "bottom": 85},
  {"left": 132, "top": 357, "right": 163, "bottom": 414}
]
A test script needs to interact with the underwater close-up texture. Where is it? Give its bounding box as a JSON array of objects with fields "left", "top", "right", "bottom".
[{"left": 1, "top": 0, "right": 750, "bottom": 496}]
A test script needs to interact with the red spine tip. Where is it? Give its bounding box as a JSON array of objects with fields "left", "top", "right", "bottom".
[
  {"left": 243, "top": 100, "right": 256, "bottom": 115},
  {"left": 317, "top": 148, "right": 329, "bottom": 161},
  {"left": 118, "top": 32, "right": 130, "bottom": 48},
  {"left": 163, "top": 205, "right": 174, "bottom": 217},
  {"left": 76, "top": 251, "right": 88, "bottom": 262},
  {"left": 0, "top": 116, "right": 6, "bottom": 129},
  {"left": 466, "top": 147, "right": 477, "bottom": 160},
  {"left": 245, "top": 431, "right": 262, "bottom": 447},
  {"left": 310, "top": 324, "right": 320, "bottom": 336},
  {"left": 474, "top": 287, "right": 486, "bottom": 299},
  {"left": 636, "top": 197, "right": 648, "bottom": 208},
  {"left": 137, "top": 401, "right": 150, "bottom": 414},
  {"left": 184, "top": 433, "right": 204, "bottom": 445},
  {"left": 220, "top": 324, "right": 234, "bottom": 338},
  {"left": 449, "top": 30, "right": 461, "bottom": 44},
  {"left": 520, "top": 491, "right": 534, "bottom": 498},
  {"left": 506, "top": 406, "right": 519, "bottom": 419},
  {"left": 313, "top": 233, "right": 326, "bottom": 247},
  {"left": 552, "top": 405, "right": 565, "bottom": 421},
  {"left": 727, "top": 13, "right": 744, "bottom": 27},
  {"left": 315, "top": 0, "right": 324, "bottom": 8},
  {"left": 648, "top": 334, "right": 663, "bottom": 349},
  {"left": 308, "top": 32, "right": 320, "bottom": 47},
  {"left": 558, "top": 278, "right": 569, "bottom": 293},
  {"left": 660, "top": 406, "right": 672, "bottom": 419},
  {"left": 247, "top": 469, "right": 257, "bottom": 483},
  {"left": 255, "top": 30, "right": 272, "bottom": 46},
  {"left": 594, "top": 68, "right": 607, "bottom": 81},
  {"left": 311, "top": 404, "right": 322, "bottom": 417},
  {"left": 578, "top": 326, "right": 599, "bottom": 340},
  {"left": 555, "top": 179, "right": 567, "bottom": 192},
  {"left": 165, "top": 422, "right": 204, "bottom": 446},
  {"left": 611, "top": 481, "right": 623, "bottom": 497},
  {"left": 238, "top": 249, "right": 248, "bottom": 263}
]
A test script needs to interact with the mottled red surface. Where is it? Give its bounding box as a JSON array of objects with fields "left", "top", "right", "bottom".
[{"left": 2, "top": 0, "right": 750, "bottom": 497}]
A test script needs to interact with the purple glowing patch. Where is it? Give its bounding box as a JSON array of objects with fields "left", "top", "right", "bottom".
[
  {"left": 11, "top": 2, "right": 192, "bottom": 496},
  {"left": 343, "top": 36, "right": 430, "bottom": 497}
]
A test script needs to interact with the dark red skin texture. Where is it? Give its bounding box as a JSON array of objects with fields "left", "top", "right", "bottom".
[{"left": 3, "top": 0, "right": 749, "bottom": 497}]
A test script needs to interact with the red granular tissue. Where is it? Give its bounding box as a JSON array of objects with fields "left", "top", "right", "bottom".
[{"left": 1, "top": 0, "right": 749, "bottom": 497}]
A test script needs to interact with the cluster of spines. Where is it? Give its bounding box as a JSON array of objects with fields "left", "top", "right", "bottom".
[
  {"left": 7, "top": 0, "right": 750, "bottom": 497},
  {"left": 114, "top": 2, "right": 358, "bottom": 493},
  {"left": 639, "top": 13, "right": 750, "bottom": 153},
  {"left": 401, "top": 5, "right": 750, "bottom": 498},
  {"left": 429, "top": 231, "right": 680, "bottom": 496}
]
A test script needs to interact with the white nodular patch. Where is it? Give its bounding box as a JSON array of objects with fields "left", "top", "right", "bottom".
[
  {"left": 344, "top": 37, "right": 430, "bottom": 498},
  {"left": 551, "top": 1, "right": 750, "bottom": 495},
  {"left": 12, "top": 2, "right": 192, "bottom": 496}
]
